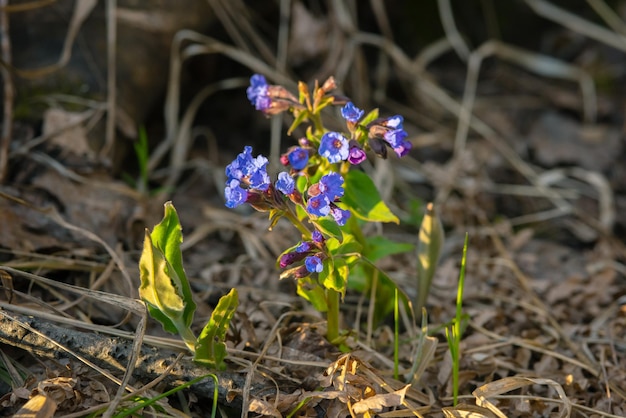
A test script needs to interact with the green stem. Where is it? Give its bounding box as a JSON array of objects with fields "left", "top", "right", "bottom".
[
  {"left": 311, "top": 113, "right": 325, "bottom": 136},
  {"left": 179, "top": 326, "right": 198, "bottom": 353},
  {"left": 283, "top": 209, "right": 311, "bottom": 239},
  {"left": 325, "top": 288, "right": 340, "bottom": 343}
]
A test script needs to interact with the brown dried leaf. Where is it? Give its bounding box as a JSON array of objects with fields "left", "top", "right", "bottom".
[
  {"left": 351, "top": 385, "right": 408, "bottom": 414},
  {"left": 248, "top": 398, "right": 282, "bottom": 417},
  {"left": 14, "top": 394, "right": 57, "bottom": 418}
]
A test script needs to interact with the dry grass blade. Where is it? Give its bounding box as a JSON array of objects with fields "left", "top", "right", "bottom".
[
  {"left": 150, "top": 29, "right": 294, "bottom": 174},
  {"left": 473, "top": 376, "right": 571, "bottom": 418},
  {"left": 101, "top": 0, "right": 117, "bottom": 159},
  {"left": 455, "top": 39, "right": 597, "bottom": 157},
  {"left": 525, "top": 0, "right": 626, "bottom": 51},
  {"left": 0, "top": 0, "right": 13, "bottom": 184},
  {"left": 12, "top": 0, "right": 97, "bottom": 79},
  {"left": 442, "top": 404, "right": 498, "bottom": 418},
  {"left": 161, "top": 78, "right": 249, "bottom": 191},
  {"left": 13, "top": 394, "right": 57, "bottom": 418}
]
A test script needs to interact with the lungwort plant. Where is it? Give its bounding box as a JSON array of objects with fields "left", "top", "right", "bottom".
[
  {"left": 139, "top": 202, "right": 238, "bottom": 369},
  {"left": 224, "top": 74, "right": 441, "bottom": 342}
]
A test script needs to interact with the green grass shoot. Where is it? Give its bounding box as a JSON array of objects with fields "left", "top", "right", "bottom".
[{"left": 445, "top": 233, "right": 469, "bottom": 406}]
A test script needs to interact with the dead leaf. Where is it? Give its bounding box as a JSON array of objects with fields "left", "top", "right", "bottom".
[
  {"left": 351, "top": 385, "right": 408, "bottom": 414},
  {"left": 42, "top": 108, "right": 94, "bottom": 159},
  {"left": 14, "top": 394, "right": 57, "bottom": 418},
  {"left": 248, "top": 398, "right": 282, "bottom": 417}
]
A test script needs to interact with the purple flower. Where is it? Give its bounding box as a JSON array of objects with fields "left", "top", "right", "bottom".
[
  {"left": 276, "top": 171, "right": 295, "bottom": 195},
  {"left": 287, "top": 147, "right": 309, "bottom": 170},
  {"left": 348, "top": 144, "right": 367, "bottom": 165},
  {"left": 341, "top": 102, "right": 364, "bottom": 123},
  {"left": 305, "top": 255, "right": 324, "bottom": 273},
  {"left": 319, "top": 132, "right": 349, "bottom": 163},
  {"left": 246, "top": 74, "right": 271, "bottom": 112},
  {"left": 279, "top": 251, "right": 307, "bottom": 268},
  {"left": 329, "top": 205, "right": 350, "bottom": 226},
  {"left": 224, "top": 179, "right": 248, "bottom": 208},
  {"left": 306, "top": 194, "right": 331, "bottom": 217},
  {"left": 312, "top": 230, "right": 324, "bottom": 243},
  {"left": 318, "top": 172, "right": 344, "bottom": 200}
]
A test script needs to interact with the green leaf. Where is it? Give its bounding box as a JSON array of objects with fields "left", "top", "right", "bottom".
[
  {"left": 360, "top": 108, "right": 379, "bottom": 126},
  {"left": 313, "top": 218, "right": 343, "bottom": 241},
  {"left": 415, "top": 203, "right": 445, "bottom": 318},
  {"left": 358, "top": 258, "right": 414, "bottom": 324},
  {"left": 287, "top": 110, "right": 309, "bottom": 135},
  {"left": 327, "top": 232, "right": 362, "bottom": 256},
  {"left": 342, "top": 170, "right": 399, "bottom": 224},
  {"left": 364, "top": 236, "right": 414, "bottom": 261},
  {"left": 297, "top": 277, "right": 327, "bottom": 312},
  {"left": 138, "top": 232, "right": 184, "bottom": 335},
  {"left": 318, "top": 256, "right": 348, "bottom": 295},
  {"left": 138, "top": 202, "right": 197, "bottom": 351},
  {"left": 315, "top": 95, "right": 335, "bottom": 113},
  {"left": 149, "top": 202, "right": 196, "bottom": 328},
  {"left": 195, "top": 288, "right": 239, "bottom": 369}
]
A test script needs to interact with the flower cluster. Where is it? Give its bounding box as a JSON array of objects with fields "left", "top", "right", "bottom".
[
  {"left": 306, "top": 173, "right": 350, "bottom": 226},
  {"left": 279, "top": 230, "right": 326, "bottom": 278},
  {"left": 224, "top": 146, "right": 299, "bottom": 210},
  {"left": 226, "top": 74, "right": 413, "bottom": 282},
  {"left": 246, "top": 74, "right": 301, "bottom": 116},
  {"left": 224, "top": 146, "right": 270, "bottom": 208}
]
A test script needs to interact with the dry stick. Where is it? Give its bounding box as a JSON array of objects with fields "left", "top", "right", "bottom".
[{"left": 0, "top": 0, "right": 13, "bottom": 183}]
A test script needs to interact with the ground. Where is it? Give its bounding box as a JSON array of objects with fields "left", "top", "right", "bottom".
[{"left": 0, "top": 1, "right": 625, "bottom": 417}]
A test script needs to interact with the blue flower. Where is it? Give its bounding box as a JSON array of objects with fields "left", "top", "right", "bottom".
[
  {"left": 318, "top": 172, "right": 344, "bottom": 200},
  {"left": 341, "top": 102, "right": 364, "bottom": 123},
  {"left": 305, "top": 255, "right": 324, "bottom": 273},
  {"left": 383, "top": 129, "right": 411, "bottom": 157},
  {"left": 225, "top": 145, "right": 253, "bottom": 181},
  {"left": 306, "top": 194, "right": 331, "bottom": 217},
  {"left": 296, "top": 241, "right": 312, "bottom": 253},
  {"left": 385, "top": 115, "right": 403, "bottom": 130},
  {"left": 224, "top": 179, "right": 248, "bottom": 208},
  {"left": 330, "top": 205, "right": 350, "bottom": 226},
  {"left": 319, "top": 132, "right": 349, "bottom": 163},
  {"left": 383, "top": 128, "right": 407, "bottom": 148},
  {"left": 276, "top": 171, "right": 295, "bottom": 195},
  {"left": 287, "top": 147, "right": 309, "bottom": 170},
  {"left": 246, "top": 74, "right": 271, "bottom": 112},
  {"left": 225, "top": 146, "right": 271, "bottom": 191},
  {"left": 312, "top": 230, "right": 324, "bottom": 243},
  {"left": 248, "top": 167, "right": 271, "bottom": 191}
]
